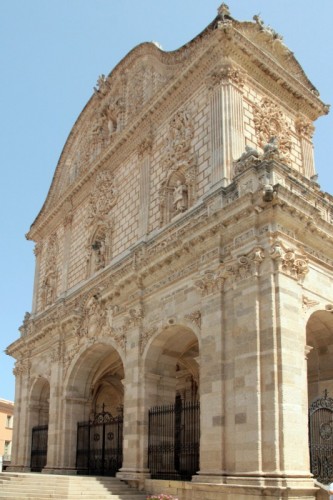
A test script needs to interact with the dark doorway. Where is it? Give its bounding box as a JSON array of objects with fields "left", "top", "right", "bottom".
[
  {"left": 148, "top": 397, "right": 200, "bottom": 480},
  {"left": 31, "top": 425, "right": 48, "bottom": 472},
  {"left": 76, "top": 406, "right": 123, "bottom": 476}
]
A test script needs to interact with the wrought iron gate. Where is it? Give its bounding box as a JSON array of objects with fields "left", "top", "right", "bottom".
[
  {"left": 31, "top": 424, "right": 48, "bottom": 472},
  {"left": 148, "top": 397, "right": 200, "bottom": 481},
  {"left": 309, "top": 390, "right": 333, "bottom": 484},
  {"left": 76, "top": 407, "right": 123, "bottom": 476}
]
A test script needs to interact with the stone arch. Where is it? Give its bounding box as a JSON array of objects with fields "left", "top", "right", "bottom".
[
  {"left": 306, "top": 307, "right": 333, "bottom": 483},
  {"left": 306, "top": 307, "right": 333, "bottom": 403},
  {"left": 143, "top": 324, "right": 200, "bottom": 405},
  {"left": 29, "top": 376, "right": 50, "bottom": 427},
  {"left": 61, "top": 342, "right": 125, "bottom": 471}
]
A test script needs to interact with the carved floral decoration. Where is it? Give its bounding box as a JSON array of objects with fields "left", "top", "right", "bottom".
[
  {"left": 253, "top": 97, "right": 292, "bottom": 163},
  {"left": 86, "top": 168, "right": 117, "bottom": 275},
  {"left": 194, "top": 247, "right": 265, "bottom": 295},
  {"left": 159, "top": 109, "right": 197, "bottom": 225},
  {"left": 208, "top": 63, "right": 245, "bottom": 90},
  {"left": 270, "top": 241, "right": 309, "bottom": 282},
  {"left": 41, "top": 233, "right": 58, "bottom": 309}
]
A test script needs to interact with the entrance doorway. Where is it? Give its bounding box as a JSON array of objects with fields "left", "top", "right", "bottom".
[{"left": 76, "top": 406, "right": 123, "bottom": 476}]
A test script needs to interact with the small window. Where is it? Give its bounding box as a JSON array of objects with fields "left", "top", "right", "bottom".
[{"left": 6, "top": 415, "right": 13, "bottom": 428}]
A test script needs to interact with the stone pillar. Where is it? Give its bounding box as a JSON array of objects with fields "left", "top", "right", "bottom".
[
  {"left": 60, "top": 212, "right": 73, "bottom": 294},
  {"left": 192, "top": 278, "right": 225, "bottom": 481},
  {"left": 208, "top": 63, "right": 245, "bottom": 188},
  {"left": 296, "top": 118, "right": 316, "bottom": 179},
  {"left": 7, "top": 361, "right": 31, "bottom": 471},
  {"left": 43, "top": 345, "right": 65, "bottom": 473},
  {"left": 31, "top": 243, "right": 42, "bottom": 315},
  {"left": 267, "top": 247, "right": 312, "bottom": 481},
  {"left": 138, "top": 137, "right": 152, "bottom": 238},
  {"left": 117, "top": 323, "right": 150, "bottom": 486}
]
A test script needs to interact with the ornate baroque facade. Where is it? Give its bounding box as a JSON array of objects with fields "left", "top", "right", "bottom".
[{"left": 7, "top": 4, "right": 333, "bottom": 499}]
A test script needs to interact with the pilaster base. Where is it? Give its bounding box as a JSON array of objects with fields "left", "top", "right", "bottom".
[{"left": 117, "top": 468, "right": 151, "bottom": 490}]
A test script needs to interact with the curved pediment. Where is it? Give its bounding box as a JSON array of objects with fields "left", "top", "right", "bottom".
[{"left": 29, "top": 5, "right": 327, "bottom": 238}]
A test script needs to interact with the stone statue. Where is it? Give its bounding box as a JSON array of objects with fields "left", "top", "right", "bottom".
[
  {"left": 173, "top": 180, "right": 188, "bottom": 213},
  {"left": 263, "top": 136, "right": 279, "bottom": 156},
  {"left": 237, "top": 145, "right": 259, "bottom": 163}
]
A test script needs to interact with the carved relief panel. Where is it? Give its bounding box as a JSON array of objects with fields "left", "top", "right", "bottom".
[
  {"left": 40, "top": 233, "right": 59, "bottom": 309},
  {"left": 159, "top": 109, "right": 197, "bottom": 225},
  {"left": 253, "top": 97, "right": 292, "bottom": 164},
  {"left": 86, "top": 167, "right": 117, "bottom": 276}
]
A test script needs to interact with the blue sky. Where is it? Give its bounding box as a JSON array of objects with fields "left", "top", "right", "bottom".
[{"left": 1, "top": 0, "right": 333, "bottom": 402}]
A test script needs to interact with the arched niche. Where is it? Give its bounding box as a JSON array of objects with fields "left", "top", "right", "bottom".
[
  {"left": 86, "top": 223, "right": 112, "bottom": 277},
  {"left": 306, "top": 308, "right": 333, "bottom": 403},
  {"left": 159, "top": 159, "right": 196, "bottom": 226}
]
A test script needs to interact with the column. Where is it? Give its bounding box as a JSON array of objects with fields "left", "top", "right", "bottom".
[
  {"left": 138, "top": 137, "right": 152, "bottom": 238},
  {"left": 31, "top": 243, "right": 42, "bottom": 315},
  {"left": 208, "top": 63, "right": 245, "bottom": 188},
  {"left": 296, "top": 117, "right": 316, "bottom": 179}
]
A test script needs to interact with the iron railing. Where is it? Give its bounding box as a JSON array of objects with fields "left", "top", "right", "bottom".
[{"left": 148, "top": 397, "right": 200, "bottom": 481}]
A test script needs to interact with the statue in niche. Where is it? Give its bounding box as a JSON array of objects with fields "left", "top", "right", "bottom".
[
  {"left": 92, "top": 239, "right": 106, "bottom": 271},
  {"left": 173, "top": 180, "right": 188, "bottom": 214},
  {"left": 42, "top": 271, "right": 57, "bottom": 307}
]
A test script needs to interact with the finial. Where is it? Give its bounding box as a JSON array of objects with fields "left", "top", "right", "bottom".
[{"left": 217, "top": 3, "right": 231, "bottom": 20}]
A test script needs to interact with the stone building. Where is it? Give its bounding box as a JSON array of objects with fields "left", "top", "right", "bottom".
[
  {"left": 0, "top": 399, "right": 14, "bottom": 469},
  {"left": 6, "top": 4, "right": 333, "bottom": 499}
]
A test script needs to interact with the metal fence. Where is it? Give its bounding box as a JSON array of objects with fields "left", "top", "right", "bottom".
[{"left": 148, "top": 397, "right": 200, "bottom": 481}]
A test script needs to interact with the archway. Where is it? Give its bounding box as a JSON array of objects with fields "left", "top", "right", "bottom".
[
  {"left": 64, "top": 342, "right": 124, "bottom": 475},
  {"left": 29, "top": 377, "right": 50, "bottom": 472},
  {"left": 306, "top": 308, "right": 333, "bottom": 483},
  {"left": 144, "top": 324, "right": 200, "bottom": 480}
]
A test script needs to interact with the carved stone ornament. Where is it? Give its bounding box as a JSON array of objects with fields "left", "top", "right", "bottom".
[
  {"left": 194, "top": 270, "right": 224, "bottom": 296},
  {"left": 218, "top": 246, "right": 265, "bottom": 286},
  {"left": 302, "top": 295, "right": 319, "bottom": 311},
  {"left": 124, "top": 307, "right": 144, "bottom": 331},
  {"left": 87, "top": 169, "right": 118, "bottom": 225},
  {"left": 164, "top": 109, "right": 194, "bottom": 163},
  {"left": 270, "top": 241, "right": 309, "bottom": 282},
  {"left": 295, "top": 117, "right": 315, "bottom": 140},
  {"left": 76, "top": 297, "right": 126, "bottom": 352},
  {"left": 138, "top": 134, "right": 153, "bottom": 158},
  {"left": 40, "top": 233, "right": 58, "bottom": 309},
  {"left": 19, "top": 312, "right": 32, "bottom": 337},
  {"left": 139, "top": 326, "right": 158, "bottom": 354},
  {"left": 13, "top": 359, "right": 31, "bottom": 377},
  {"left": 184, "top": 311, "right": 201, "bottom": 329},
  {"left": 208, "top": 63, "right": 245, "bottom": 90},
  {"left": 159, "top": 109, "right": 197, "bottom": 225},
  {"left": 233, "top": 145, "right": 260, "bottom": 176},
  {"left": 253, "top": 98, "right": 292, "bottom": 162}
]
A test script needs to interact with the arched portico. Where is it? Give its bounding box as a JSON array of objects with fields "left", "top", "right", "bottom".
[
  {"left": 306, "top": 307, "right": 333, "bottom": 483},
  {"left": 61, "top": 341, "right": 124, "bottom": 474},
  {"left": 29, "top": 377, "right": 50, "bottom": 472},
  {"left": 143, "top": 324, "right": 200, "bottom": 480}
]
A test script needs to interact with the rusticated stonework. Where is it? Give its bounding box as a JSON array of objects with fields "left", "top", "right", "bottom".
[{"left": 6, "top": 5, "right": 333, "bottom": 500}]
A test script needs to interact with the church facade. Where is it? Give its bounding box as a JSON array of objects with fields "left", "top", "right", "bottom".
[{"left": 7, "top": 4, "right": 333, "bottom": 499}]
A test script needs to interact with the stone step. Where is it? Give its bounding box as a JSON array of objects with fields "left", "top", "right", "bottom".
[{"left": 0, "top": 473, "right": 148, "bottom": 500}]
